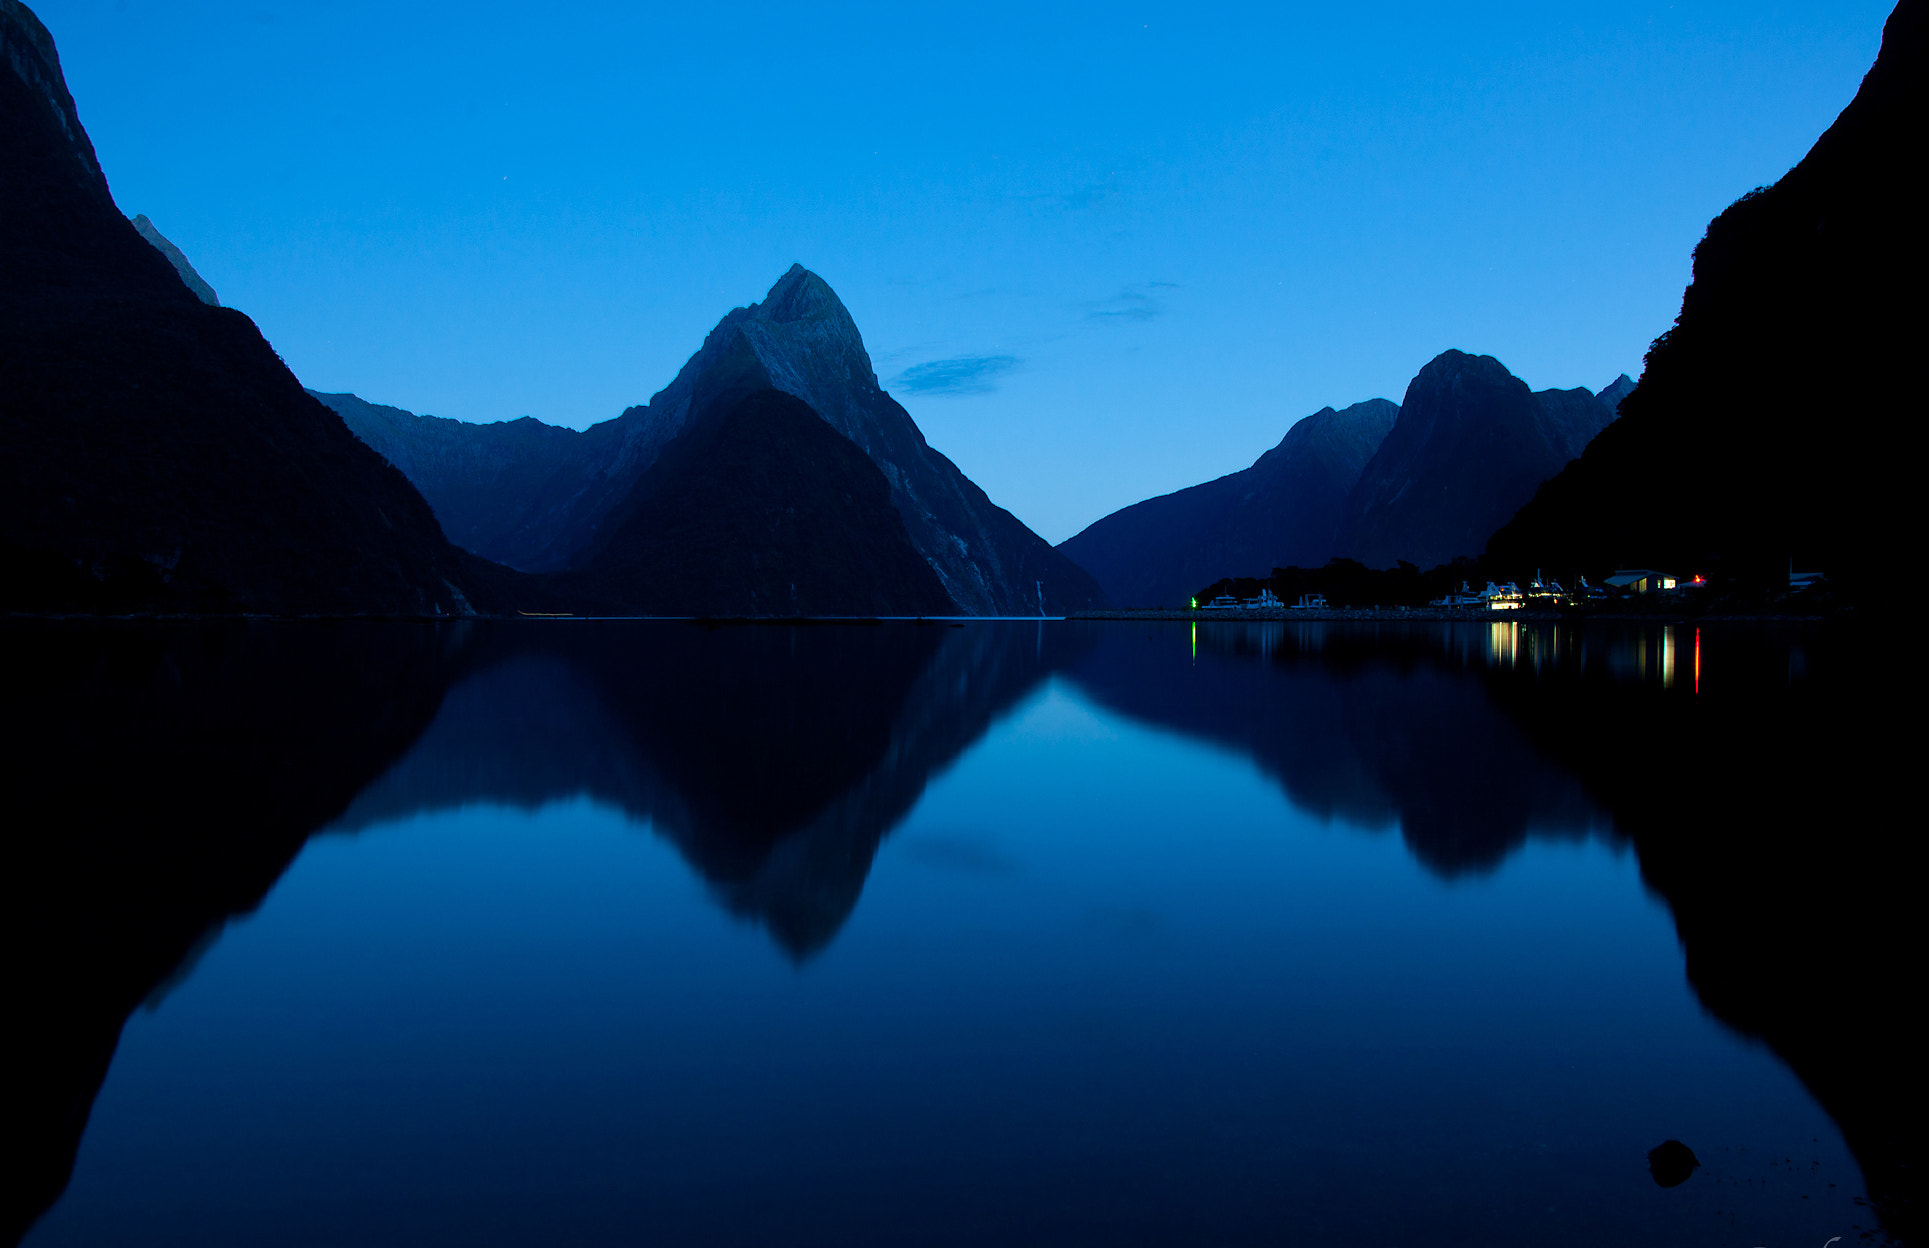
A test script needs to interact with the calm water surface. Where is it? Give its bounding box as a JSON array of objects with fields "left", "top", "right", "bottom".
[{"left": 5, "top": 620, "right": 1908, "bottom": 1246}]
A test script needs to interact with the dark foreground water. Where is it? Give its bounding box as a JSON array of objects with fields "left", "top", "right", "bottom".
[{"left": 4, "top": 619, "right": 1915, "bottom": 1246}]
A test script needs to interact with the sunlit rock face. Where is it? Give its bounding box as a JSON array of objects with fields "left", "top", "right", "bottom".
[
  {"left": 321, "top": 266, "right": 1106, "bottom": 615},
  {"left": 1057, "top": 399, "right": 1399, "bottom": 608},
  {"left": 1489, "top": 0, "right": 1925, "bottom": 598},
  {"left": 0, "top": 0, "right": 478, "bottom": 615}
]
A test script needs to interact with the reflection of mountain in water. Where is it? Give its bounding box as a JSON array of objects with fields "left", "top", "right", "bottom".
[
  {"left": 0, "top": 621, "right": 467, "bottom": 1246},
  {"left": 1064, "top": 621, "right": 1614, "bottom": 874},
  {"left": 335, "top": 621, "right": 1089, "bottom": 955},
  {"left": 1071, "top": 618, "right": 1915, "bottom": 1243},
  {"left": 4, "top": 619, "right": 1914, "bottom": 1244}
]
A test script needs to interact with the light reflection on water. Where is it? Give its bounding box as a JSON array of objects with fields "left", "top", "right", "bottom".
[{"left": 6, "top": 619, "right": 1901, "bottom": 1247}]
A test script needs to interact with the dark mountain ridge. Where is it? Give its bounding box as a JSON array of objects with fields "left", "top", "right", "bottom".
[
  {"left": 1, "top": 0, "right": 480, "bottom": 616},
  {"left": 1488, "top": 0, "right": 1924, "bottom": 599},
  {"left": 1057, "top": 399, "right": 1398, "bottom": 608},
  {"left": 314, "top": 391, "right": 599, "bottom": 570},
  {"left": 318, "top": 267, "right": 1105, "bottom": 616},
  {"left": 1337, "top": 350, "right": 1622, "bottom": 571},
  {"left": 1058, "top": 357, "right": 1624, "bottom": 604}
]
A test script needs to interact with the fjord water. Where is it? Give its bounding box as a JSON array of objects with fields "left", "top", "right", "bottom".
[{"left": 7, "top": 620, "right": 1906, "bottom": 1246}]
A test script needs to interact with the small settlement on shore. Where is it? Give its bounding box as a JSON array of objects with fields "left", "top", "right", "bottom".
[{"left": 1070, "top": 569, "right": 1749, "bottom": 622}]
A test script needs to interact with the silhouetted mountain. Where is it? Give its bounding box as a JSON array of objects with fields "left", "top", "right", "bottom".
[
  {"left": 127, "top": 214, "right": 217, "bottom": 305},
  {"left": 0, "top": 1, "right": 481, "bottom": 615},
  {"left": 322, "top": 267, "right": 1105, "bottom": 615},
  {"left": 1488, "top": 1, "right": 1923, "bottom": 599},
  {"left": 1057, "top": 400, "right": 1398, "bottom": 608},
  {"left": 1337, "top": 351, "right": 1618, "bottom": 569},
  {"left": 561, "top": 389, "right": 957, "bottom": 616},
  {"left": 1595, "top": 372, "right": 1636, "bottom": 417},
  {"left": 313, "top": 391, "right": 599, "bottom": 570}
]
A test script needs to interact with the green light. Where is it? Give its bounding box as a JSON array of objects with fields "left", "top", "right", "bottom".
[{"left": 1190, "top": 597, "right": 1198, "bottom": 609}]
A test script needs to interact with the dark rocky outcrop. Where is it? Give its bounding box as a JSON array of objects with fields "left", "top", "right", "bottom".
[
  {"left": 1056, "top": 400, "right": 1398, "bottom": 608},
  {"left": 314, "top": 391, "right": 600, "bottom": 571},
  {"left": 1488, "top": 0, "right": 1924, "bottom": 598},
  {"left": 128, "top": 214, "right": 218, "bottom": 305},
  {"left": 321, "top": 267, "right": 1105, "bottom": 615},
  {"left": 1, "top": 0, "right": 479, "bottom": 616},
  {"left": 561, "top": 389, "right": 956, "bottom": 617},
  {"left": 1337, "top": 351, "right": 1619, "bottom": 570}
]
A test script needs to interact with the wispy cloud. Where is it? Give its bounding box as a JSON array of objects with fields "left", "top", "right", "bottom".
[
  {"left": 892, "top": 354, "right": 1020, "bottom": 396},
  {"left": 1086, "top": 281, "right": 1179, "bottom": 324}
]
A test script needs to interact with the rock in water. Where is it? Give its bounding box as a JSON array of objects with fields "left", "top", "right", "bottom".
[
  {"left": 1647, "top": 1139, "right": 1701, "bottom": 1187},
  {"left": 1, "top": 0, "right": 479, "bottom": 615}
]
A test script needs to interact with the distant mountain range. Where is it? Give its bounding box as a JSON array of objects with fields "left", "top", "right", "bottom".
[
  {"left": 1059, "top": 355, "right": 1630, "bottom": 606},
  {"left": 1490, "top": 0, "right": 1923, "bottom": 599},
  {"left": 1, "top": 0, "right": 480, "bottom": 615},
  {"left": 4, "top": 0, "right": 1095, "bottom": 619},
  {"left": 317, "top": 266, "right": 1106, "bottom": 616}
]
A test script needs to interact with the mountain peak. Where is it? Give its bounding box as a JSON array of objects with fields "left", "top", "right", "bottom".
[
  {"left": 1595, "top": 373, "right": 1636, "bottom": 415},
  {"left": 130, "top": 215, "right": 219, "bottom": 305},
  {"left": 760, "top": 263, "right": 845, "bottom": 323}
]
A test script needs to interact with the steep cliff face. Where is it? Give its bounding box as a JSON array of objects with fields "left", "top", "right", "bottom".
[
  {"left": 1337, "top": 351, "right": 1616, "bottom": 570},
  {"left": 1489, "top": 1, "right": 1923, "bottom": 595},
  {"left": 563, "top": 389, "right": 958, "bottom": 617},
  {"left": 1057, "top": 399, "right": 1397, "bottom": 607},
  {"left": 1, "top": 0, "right": 478, "bottom": 615}
]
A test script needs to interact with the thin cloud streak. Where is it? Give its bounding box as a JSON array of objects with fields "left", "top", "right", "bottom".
[{"left": 893, "top": 354, "right": 1021, "bottom": 396}]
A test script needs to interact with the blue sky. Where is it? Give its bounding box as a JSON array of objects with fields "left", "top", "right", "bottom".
[{"left": 34, "top": 0, "right": 1893, "bottom": 541}]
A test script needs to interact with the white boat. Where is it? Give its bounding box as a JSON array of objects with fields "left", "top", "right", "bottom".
[
  {"left": 1430, "top": 582, "right": 1484, "bottom": 608},
  {"left": 1289, "top": 593, "right": 1328, "bottom": 610}
]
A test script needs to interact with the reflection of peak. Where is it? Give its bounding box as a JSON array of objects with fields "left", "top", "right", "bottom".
[
  {"left": 332, "top": 621, "right": 1097, "bottom": 957},
  {"left": 1063, "top": 622, "right": 1613, "bottom": 876}
]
